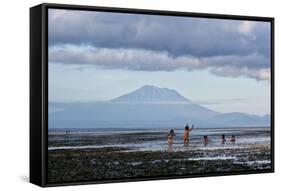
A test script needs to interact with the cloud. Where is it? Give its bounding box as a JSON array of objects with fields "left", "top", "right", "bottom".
[
  {"left": 238, "top": 21, "right": 257, "bottom": 35},
  {"left": 48, "top": 9, "right": 271, "bottom": 58},
  {"left": 49, "top": 45, "right": 270, "bottom": 81},
  {"left": 210, "top": 66, "right": 270, "bottom": 81},
  {"left": 48, "top": 9, "right": 271, "bottom": 81},
  {"left": 49, "top": 46, "right": 201, "bottom": 71},
  {"left": 194, "top": 98, "right": 252, "bottom": 105}
]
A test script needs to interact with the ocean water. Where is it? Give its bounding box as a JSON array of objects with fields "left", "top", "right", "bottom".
[{"left": 48, "top": 127, "right": 271, "bottom": 152}]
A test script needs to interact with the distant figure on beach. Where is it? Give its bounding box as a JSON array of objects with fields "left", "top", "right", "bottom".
[
  {"left": 221, "top": 134, "right": 226, "bottom": 144},
  {"left": 203, "top": 135, "right": 209, "bottom": 146},
  {"left": 184, "top": 124, "right": 194, "bottom": 144},
  {"left": 230, "top": 135, "right": 236, "bottom": 143},
  {"left": 167, "top": 129, "right": 176, "bottom": 145}
]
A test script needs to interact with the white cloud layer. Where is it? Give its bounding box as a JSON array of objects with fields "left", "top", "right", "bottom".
[{"left": 49, "top": 46, "right": 270, "bottom": 81}]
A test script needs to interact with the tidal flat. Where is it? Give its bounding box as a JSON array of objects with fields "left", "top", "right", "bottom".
[{"left": 48, "top": 127, "right": 271, "bottom": 183}]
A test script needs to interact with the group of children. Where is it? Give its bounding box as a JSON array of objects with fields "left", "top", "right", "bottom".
[
  {"left": 203, "top": 134, "right": 236, "bottom": 145},
  {"left": 167, "top": 124, "right": 193, "bottom": 145},
  {"left": 167, "top": 124, "right": 236, "bottom": 145}
]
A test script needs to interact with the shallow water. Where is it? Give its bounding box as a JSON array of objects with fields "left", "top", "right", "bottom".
[{"left": 48, "top": 127, "right": 271, "bottom": 152}]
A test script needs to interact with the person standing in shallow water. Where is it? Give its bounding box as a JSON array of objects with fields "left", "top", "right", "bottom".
[
  {"left": 230, "top": 135, "right": 236, "bottom": 143},
  {"left": 221, "top": 134, "right": 226, "bottom": 144},
  {"left": 184, "top": 124, "right": 194, "bottom": 144},
  {"left": 203, "top": 135, "right": 209, "bottom": 146},
  {"left": 167, "top": 129, "right": 176, "bottom": 145}
]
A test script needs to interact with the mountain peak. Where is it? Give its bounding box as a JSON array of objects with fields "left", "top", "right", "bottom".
[
  {"left": 138, "top": 85, "right": 167, "bottom": 90},
  {"left": 111, "top": 85, "right": 190, "bottom": 103}
]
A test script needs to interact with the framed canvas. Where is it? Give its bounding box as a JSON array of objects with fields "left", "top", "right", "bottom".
[{"left": 30, "top": 3, "right": 274, "bottom": 187}]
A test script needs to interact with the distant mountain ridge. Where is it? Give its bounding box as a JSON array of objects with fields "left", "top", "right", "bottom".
[
  {"left": 111, "top": 85, "right": 190, "bottom": 103},
  {"left": 49, "top": 85, "right": 270, "bottom": 128}
]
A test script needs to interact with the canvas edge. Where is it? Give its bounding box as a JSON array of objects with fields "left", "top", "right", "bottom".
[{"left": 30, "top": 4, "right": 44, "bottom": 187}]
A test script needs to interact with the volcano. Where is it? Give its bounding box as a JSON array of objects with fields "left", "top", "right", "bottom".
[{"left": 49, "top": 85, "right": 270, "bottom": 128}]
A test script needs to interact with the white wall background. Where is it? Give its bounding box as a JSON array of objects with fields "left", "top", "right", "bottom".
[{"left": 0, "top": 0, "right": 279, "bottom": 190}]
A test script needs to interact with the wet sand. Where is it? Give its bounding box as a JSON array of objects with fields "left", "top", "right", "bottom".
[{"left": 48, "top": 128, "right": 271, "bottom": 183}]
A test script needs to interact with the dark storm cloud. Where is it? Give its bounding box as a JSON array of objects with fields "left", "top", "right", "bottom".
[
  {"left": 48, "top": 9, "right": 270, "bottom": 58},
  {"left": 48, "top": 9, "right": 271, "bottom": 80}
]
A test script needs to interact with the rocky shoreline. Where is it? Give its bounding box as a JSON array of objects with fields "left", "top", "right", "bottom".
[{"left": 48, "top": 144, "right": 271, "bottom": 183}]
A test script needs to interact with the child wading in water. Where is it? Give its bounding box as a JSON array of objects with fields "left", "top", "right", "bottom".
[
  {"left": 167, "top": 129, "right": 176, "bottom": 145},
  {"left": 221, "top": 134, "right": 226, "bottom": 144},
  {"left": 203, "top": 135, "right": 209, "bottom": 146},
  {"left": 230, "top": 135, "right": 236, "bottom": 143},
  {"left": 184, "top": 124, "right": 194, "bottom": 144}
]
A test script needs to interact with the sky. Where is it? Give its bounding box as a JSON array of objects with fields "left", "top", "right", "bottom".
[{"left": 48, "top": 9, "right": 271, "bottom": 115}]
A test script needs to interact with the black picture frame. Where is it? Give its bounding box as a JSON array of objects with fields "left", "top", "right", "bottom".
[{"left": 30, "top": 3, "right": 275, "bottom": 187}]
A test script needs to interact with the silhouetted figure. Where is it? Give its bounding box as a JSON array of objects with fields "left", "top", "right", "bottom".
[
  {"left": 203, "top": 135, "right": 209, "bottom": 146},
  {"left": 221, "top": 134, "right": 226, "bottom": 144}
]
